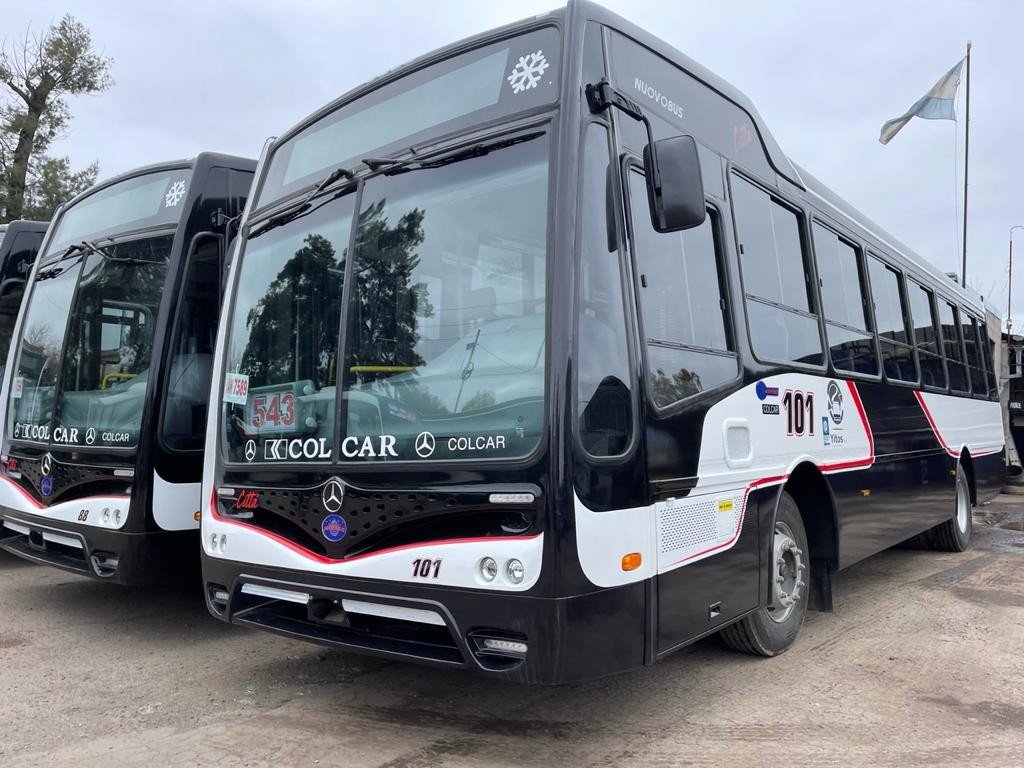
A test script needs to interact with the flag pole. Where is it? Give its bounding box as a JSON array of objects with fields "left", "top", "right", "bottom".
[{"left": 961, "top": 40, "right": 971, "bottom": 288}]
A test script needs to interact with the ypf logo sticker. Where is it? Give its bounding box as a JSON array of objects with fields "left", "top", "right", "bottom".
[{"left": 414, "top": 431, "right": 436, "bottom": 458}]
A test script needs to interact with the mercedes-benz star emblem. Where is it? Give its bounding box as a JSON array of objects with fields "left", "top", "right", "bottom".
[
  {"left": 321, "top": 478, "right": 345, "bottom": 514},
  {"left": 86, "top": 427, "right": 96, "bottom": 445},
  {"left": 244, "top": 439, "right": 256, "bottom": 462},
  {"left": 41, "top": 453, "right": 52, "bottom": 476},
  {"left": 414, "top": 431, "right": 436, "bottom": 458}
]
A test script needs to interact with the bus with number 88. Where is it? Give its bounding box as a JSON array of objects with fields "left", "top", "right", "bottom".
[
  {"left": 200, "top": 1, "right": 1003, "bottom": 683},
  {"left": 0, "top": 154, "right": 255, "bottom": 584}
]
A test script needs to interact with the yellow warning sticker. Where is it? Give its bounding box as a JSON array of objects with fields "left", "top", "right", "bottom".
[{"left": 717, "top": 499, "right": 734, "bottom": 514}]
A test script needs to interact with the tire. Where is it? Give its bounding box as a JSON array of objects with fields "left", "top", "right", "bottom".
[
  {"left": 720, "top": 490, "right": 809, "bottom": 656},
  {"left": 926, "top": 462, "right": 972, "bottom": 552}
]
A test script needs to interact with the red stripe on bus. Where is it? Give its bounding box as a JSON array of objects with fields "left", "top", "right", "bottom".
[{"left": 0, "top": 474, "right": 129, "bottom": 510}]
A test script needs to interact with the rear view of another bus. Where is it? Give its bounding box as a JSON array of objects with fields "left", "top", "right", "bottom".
[
  {"left": 0, "top": 220, "right": 48, "bottom": 380},
  {"left": 0, "top": 155, "right": 254, "bottom": 584}
]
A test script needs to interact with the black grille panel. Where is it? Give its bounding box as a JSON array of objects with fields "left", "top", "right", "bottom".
[
  {"left": 7, "top": 453, "right": 128, "bottom": 505},
  {"left": 220, "top": 480, "right": 538, "bottom": 559}
]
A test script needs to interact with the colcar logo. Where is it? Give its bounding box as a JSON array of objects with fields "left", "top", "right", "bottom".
[
  {"left": 827, "top": 380, "right": 844, "bottom": 425},
  {"left": 321, "top": 478, "right": 345, "bottom": 514},
  {"left": 40, "top": 453, "right": 52, "bottom": 476},
  {"left": 321, "top": 513, "right": 347, "bottom": 542},
  {"left": 415, "top": 431, "right": 436, "bottom": 458}
]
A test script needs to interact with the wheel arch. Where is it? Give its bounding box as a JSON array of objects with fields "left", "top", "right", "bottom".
[
  {"left": 773, "top": 461, "right": 839, "bottom": 611},
  {"left": 958, "top": 448, "right": 977, "bottom": 506}
]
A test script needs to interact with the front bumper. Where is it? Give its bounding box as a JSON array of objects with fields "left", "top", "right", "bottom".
[
  {"left": 0, "top": 507, "right": 198, "bottom": 585},
  {"left": 202, "top": 555, "right": 646, "bottom": 685}
]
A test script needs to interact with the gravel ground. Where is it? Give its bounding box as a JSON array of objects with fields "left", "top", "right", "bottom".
[{"left": 2, "top": 496, "right": 1023, "bottom": 767}]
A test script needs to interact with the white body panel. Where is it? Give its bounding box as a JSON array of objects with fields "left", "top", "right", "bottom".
[
  {"left": 915, "top": 391, "right": 1003, "bottom": 457},
  {"left": 152, "top": 471, "right": 201, "bottom": 531},
  {"left": 0, "top": 475, "right": 129, "bottom": 530}
]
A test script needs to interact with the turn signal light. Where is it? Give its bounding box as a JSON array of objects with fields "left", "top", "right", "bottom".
[{"left": 621, "top": 552, "right": 642, "bottom": 571}]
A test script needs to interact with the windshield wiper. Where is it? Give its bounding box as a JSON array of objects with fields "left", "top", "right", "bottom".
[
  {"left": 365, "top": 131, "right": 544, "bottom": 177},
  {"left": 250, "top": 164, "right": 355, "bottom": 239}
]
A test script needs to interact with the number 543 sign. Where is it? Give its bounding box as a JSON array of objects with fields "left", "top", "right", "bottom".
[{"left": 249, "top": 391, "right": 296, "bottom": 431}]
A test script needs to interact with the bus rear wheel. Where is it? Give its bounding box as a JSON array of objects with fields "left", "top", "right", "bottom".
[
  {"left": 720, "top": 491, "right": 809, "bottom": 656},
  {"left": 925, "top": 463, "right": 972, "bottom": 552}
]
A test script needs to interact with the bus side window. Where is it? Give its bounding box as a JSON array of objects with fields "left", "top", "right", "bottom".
[
  {"left": 938, "top": 299, "right": 969, "bottom": 393},
  {"left": 980, "top": 324, "right": 998, "bottom": 397},
  {"left": 867, "top": 256, "right": 916, "bottom": 383},
  {"left": 730, "top": 174, "right": 822, "bottom": 366},
  {"left": 811, "top": 223, "right": 877, "bottom": 376},
  {"left": 907, "top": 281, "right": 946, "bottom": 389},
  {"left": 963, "top": 314, "right": 986, "bottom": 395},
  {"left": 162, "top": 235, "right": 221, "bottom": 451},
  {"left": 576, "top": 123, "right": 634, "bottom": 457},
  {"left": 627, "top": 171, "right": 736, "bottom": 407}
]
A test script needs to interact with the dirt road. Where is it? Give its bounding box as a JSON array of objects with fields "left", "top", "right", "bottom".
[{"left": 3, "top": 497, "right": 1023, "bottom": 767}]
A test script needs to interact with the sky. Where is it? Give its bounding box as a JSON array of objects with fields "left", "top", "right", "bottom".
[{"left": 5, "top": 1, "right": 1023, "bottom": 325}]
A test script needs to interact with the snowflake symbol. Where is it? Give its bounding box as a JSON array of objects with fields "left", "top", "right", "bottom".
[
  {"left": 164, "top": 180, "right": 187, "bottom": 207},
  {"left": 507, "top": 50, "right": 549, "bottom": 94}
]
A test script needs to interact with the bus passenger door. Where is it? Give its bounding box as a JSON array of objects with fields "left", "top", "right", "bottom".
[{"left": 622, "top": 165, "right": 759, "bottom": 653}]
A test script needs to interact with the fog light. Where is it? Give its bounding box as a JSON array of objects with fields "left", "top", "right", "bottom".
[
  {"left": 213, "top": 589, "right": 230, "bottom": 603},
  {"left": 481, "top": 637, "right": 528, "bottom": 655},
  {"left": 479, "top": 557, "right": 497, "bottom": 582},
  {"left": 505, "top": 559, "right": 525, "bottom": 584}
]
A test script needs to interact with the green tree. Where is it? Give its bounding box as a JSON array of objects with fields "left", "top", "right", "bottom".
[{"left": 0, "top": 14, "right": 112, "bottom": 223}]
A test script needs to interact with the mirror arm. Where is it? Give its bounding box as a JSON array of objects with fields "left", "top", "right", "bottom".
[{"left": 585, "top": 79, "right": 662, "bottom": 197}]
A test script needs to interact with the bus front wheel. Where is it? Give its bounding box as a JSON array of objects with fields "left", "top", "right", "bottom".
[{"left": 720, "top": 490, "right": 809, "bottom": 656}]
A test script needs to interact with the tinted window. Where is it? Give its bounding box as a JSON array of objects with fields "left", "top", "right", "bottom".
[
  {"left": 908, "top": 282, "right": 945, "bottom": 388},
  {"left": 628, "top": 172, "right": 736, "bottom": 407},
  {"left": 963, "top": 315, "right": 986, "bottom": 395},
  {"left": 162, "top": 236, "right": 222, "bottom": 451},
  {"left": 867, "top": 256, "right": 916, "bottom": 383},
  {"left": 576, "top": 124, "right": 634, "bottom": 456},
  {"left": 732, "top": 174, "right": 822, "bottom": 365},
  {"left": 813, "top": 224, "right": 876, "bottom": 375},
  {"left": 938, "top": 300, "right": 968, "bottom": 392}
]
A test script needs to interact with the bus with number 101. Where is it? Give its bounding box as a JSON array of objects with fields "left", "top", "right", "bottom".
[
  {"left": 0, "top": 154, "right": 255, "bottom": 584},
  {"left": 199, "top": 1, "right": 1003, "bottom": 683}
]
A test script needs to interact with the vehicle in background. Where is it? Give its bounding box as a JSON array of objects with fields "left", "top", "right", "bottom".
[
  {"left": 200, "top": 0, "right": 1003, "bottom": 683},
  {"left": 0, "top": 154, "right": 255, "bottom": 584},
  {"left": 0, "top": 221, "right": 48, "bottom": 380}
]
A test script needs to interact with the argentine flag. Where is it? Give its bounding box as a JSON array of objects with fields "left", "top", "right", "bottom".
[{"left": 879, "top": 58, "right": 964, "bottom": 144}]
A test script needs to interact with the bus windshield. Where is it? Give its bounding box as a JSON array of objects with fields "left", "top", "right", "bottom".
[
  {"left": 222, "top": 130, "right": 549, "bottom": 463},
  {"left": 7, "top": 236, "right": 171, "bottom": 449}
]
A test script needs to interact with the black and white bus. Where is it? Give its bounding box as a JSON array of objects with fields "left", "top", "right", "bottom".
[
  {"left": 200, "top": 1, "right": 1003, "bottom": 683},
  {"left": 0, "top": 154, "right": 254, "bottom": 584},
  {"left": 0, "top": 220, "right": 48, "bottom": 380}
]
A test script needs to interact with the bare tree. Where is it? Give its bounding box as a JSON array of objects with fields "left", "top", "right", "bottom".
[{"left": 0, "top": 15, "right": 112, "bottom": 222}]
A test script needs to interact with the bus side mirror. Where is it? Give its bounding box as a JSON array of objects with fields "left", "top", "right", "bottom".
[{"left": 643, "top": 135, "right": 706, "bottom": 233}]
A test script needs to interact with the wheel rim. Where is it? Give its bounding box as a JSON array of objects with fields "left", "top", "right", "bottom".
[
  {"left": 768, "top": 521, "right": 805, "bottom": 624},
  {"left": 956, "top": 470, "right": 970, "bottom": 533}
]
